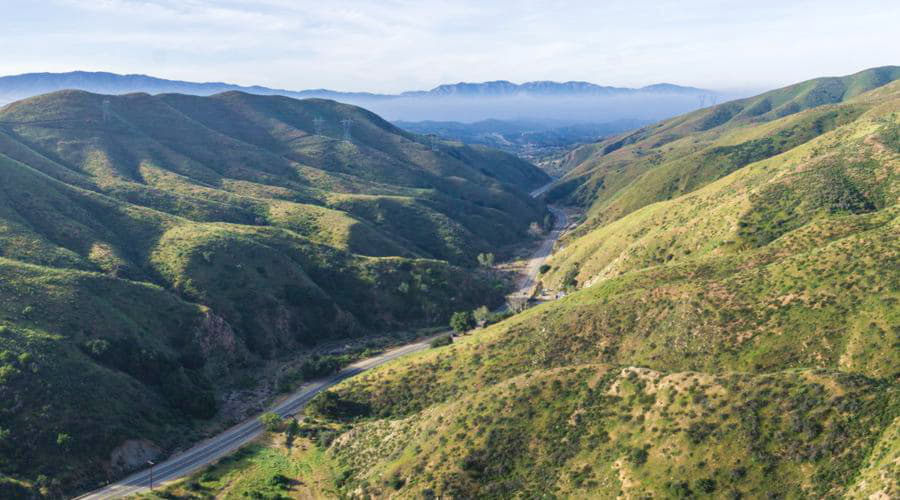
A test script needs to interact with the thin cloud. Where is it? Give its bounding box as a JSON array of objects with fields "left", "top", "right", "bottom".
[{"left": 3, "top": 0, "right": 898, "bottom": 93}]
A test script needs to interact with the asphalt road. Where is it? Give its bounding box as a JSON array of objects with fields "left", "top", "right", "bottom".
[
  {"left": 511, "top": 205, "right": 568, "bottom": 300},
  {"left": 75, "top": 339, "right": 434, "bottom": 500},
  {"left": 77, "top": 181, "right": 564, "bottom": 499}
]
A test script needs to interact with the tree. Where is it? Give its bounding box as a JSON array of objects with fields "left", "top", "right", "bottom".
[
  {"left": 472, "top": 306, "right": 490, "bottom": 326},
  {"left": 477, "top": 252, "right": 495, "bottom": 268},
  {"left": 450, "top": 311, "right": 475, "bottom": 333},
  {"left": 528, "top": 222, "right": 543, "bottom": 237},
  {"left": 56, "top": 433, "right": 72, "bottom": 450},
  {"left": 259, "top": 412, "right": 283, "bottom": 432},
  {"left": 285, "top": 418, "right": 300, "bottom": 447}
]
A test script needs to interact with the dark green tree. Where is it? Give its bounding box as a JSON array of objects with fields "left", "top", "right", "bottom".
[{"left": 450, "top": 311, "right": 475, "bottom": 333}]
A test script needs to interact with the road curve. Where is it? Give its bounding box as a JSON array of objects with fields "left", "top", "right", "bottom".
[
  {"left": 75, "top": 340, "right": 434, "bottom": 499},
  {"left": 77, "top": 182, "right": 564, "bottom": 499}
]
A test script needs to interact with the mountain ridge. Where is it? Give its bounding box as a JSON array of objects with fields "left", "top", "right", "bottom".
[{"left": 0, "top": 71, "right": 716, "bottom": 105}]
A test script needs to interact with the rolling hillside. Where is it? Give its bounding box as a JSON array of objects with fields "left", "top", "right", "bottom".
[
  {"left": 546, "top": 66, "right": 900, "bottom": 232},
  {"left": 0, "top": 90, "right": 549, "bottom": 495},
  {"left": 171, "top": 70, "right": 900, "bottom": 499}
]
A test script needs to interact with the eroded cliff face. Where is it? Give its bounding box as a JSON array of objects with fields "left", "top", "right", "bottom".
[{"left": 194, "top": 311, "right": 248, "bottom": 376}]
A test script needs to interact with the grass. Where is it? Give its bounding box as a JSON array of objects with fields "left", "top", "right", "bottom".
[{"left": 139, "top": 436, "right": 341, "bottom": 500}]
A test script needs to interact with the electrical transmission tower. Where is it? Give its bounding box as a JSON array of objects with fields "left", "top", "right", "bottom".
[
  {"left": 341, "top": 119, "right": 353, "bottom": 142},
  {"left": 697, "top": 95, "right": 707, "bottom": 108},
  {"left": 102, "top": 98, "right": 111, "bottom": 122},
  {"left": 709, "top": 94, "right": 718, "bottom": 106},
  {"left": 313, "top": 116, "right": 324, "bottom": 136}
]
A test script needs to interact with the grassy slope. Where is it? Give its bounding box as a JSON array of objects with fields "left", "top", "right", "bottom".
[
  {"left": 0, "top": 91, "right": 549, "bottom": 495},
  {"left": 211, "top": 76, "right": 900, "bottom": 498},
  {"left": 547, "top": 66, "right": 900, "bottom": 234}
]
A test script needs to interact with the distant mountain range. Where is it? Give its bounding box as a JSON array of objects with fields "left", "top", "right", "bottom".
[{"left": 0, "top": 71, "right": 714, "bottom": 105}]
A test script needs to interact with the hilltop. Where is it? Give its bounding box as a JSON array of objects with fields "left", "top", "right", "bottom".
[
  {"left": 166, "top": 68, "right": 899, "bottom": 498},
  {"left": 0, "top": 90, "right": 549, "bottom": 495}
]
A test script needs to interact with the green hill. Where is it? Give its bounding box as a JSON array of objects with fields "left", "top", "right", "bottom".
[
  {"left": 172, "top": 71, "right": 900, "bottom": 499},
  {"left": 546, "top": 66, "right": 900, "bottom": 234},
  {"left": 0, "top": 90, "right": 549, "bottom": 495}
]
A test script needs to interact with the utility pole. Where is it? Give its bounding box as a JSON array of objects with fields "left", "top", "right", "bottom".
[
  {"left": 147, "top": 460, "right": 154, "bottom": 490},
  {"left": 313, "top": 116, "right": 324, "bottom": 136},
  {"left": 341, "top": 118, "right": 353, "bottom": 142}
]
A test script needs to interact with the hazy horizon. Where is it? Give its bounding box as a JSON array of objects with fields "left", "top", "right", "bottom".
[{"left": 3, "top": 1, "right": 898, "bottom": 94}]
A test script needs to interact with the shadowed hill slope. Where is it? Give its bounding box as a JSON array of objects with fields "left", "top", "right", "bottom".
[{"left": 0, "top": 91, "right": 549, "bottom": 495}]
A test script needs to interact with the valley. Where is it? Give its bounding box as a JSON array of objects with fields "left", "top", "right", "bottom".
[
  {"left": 127, "top": 67, "right": 900, "bottom": 499},
  {"left": 0, "top": 66, "right": 896, "bottom": 500},
  {"left": 77, "top": 183, "right": 571, "bottom": 499}
]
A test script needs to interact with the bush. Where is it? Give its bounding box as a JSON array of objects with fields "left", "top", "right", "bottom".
[
  {"left": 539, "top": 264, "right": 551, "bottom": 274},
  {"left": 388, "top": 474, "right": 405, "bottom": 490},
  {"left": 628, "top": 447, "right": 648, "bottom": 466},
  {"left": 259, "top": 412, "right": 283, "bottom": 432},
  {"left": 473, "top": 305, "right": 490, "bottom": 325},
  {"left": 307, "top": 391, "right": 371, "bottom": 421},
  {"left": 430, "top": 335, "right": 453, "bottom": 348},
  {"left": 696, "top": 478, "right": 717, "bottom": 493},
  {"left": 477, "top": 253, "right": 495, "bottom": 267}
]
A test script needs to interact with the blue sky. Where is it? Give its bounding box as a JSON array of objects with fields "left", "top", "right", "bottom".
[{"left": 2, "top": 0, "right": 898, "bottom": 92}]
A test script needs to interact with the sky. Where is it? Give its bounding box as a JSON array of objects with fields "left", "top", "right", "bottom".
[{"left": 1, "top": 0, "right": 898, "bottom": 93}]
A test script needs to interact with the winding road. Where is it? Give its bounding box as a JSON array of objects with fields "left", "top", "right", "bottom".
[{"left": 77, "top": 182, "right": 564, "bottom": 499}]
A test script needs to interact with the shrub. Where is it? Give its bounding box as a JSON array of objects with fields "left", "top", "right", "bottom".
[
  {"left": 307, "top": 391, "right": 371, "bottom": 420},
  {"left": 388, "top": 474, "right": 405, "bottom": 490},
  {"left": 696, "top": 478, "right": 717, "bottom": 493},
  {"left": 259, "top": 412, "right": 283, "bottom": 432},
  {"left": 430, "top": 335, "right": 453, "bottom": 348},
  {"left": 562, "top": 268, "right": 579, "bottom": 291},
  {"left": 477, "top": 252, "right": 495, "bottom": 268},
  {"left": 539, "top": 264, "right": 551, "bottom": 274},
  {"left": 472, "top": 305, "right": 491, "bottom": 325},
  {"left": 56, "top": 433, "right": 72, "bottom": 449},
  {"left": 628, "top": 447, "right": 649, "bottom": 466}
]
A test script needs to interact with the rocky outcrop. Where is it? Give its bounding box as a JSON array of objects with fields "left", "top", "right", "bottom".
[
  {"left": 109, "top": 439, "right": 162, "bottom": 473},
  {"left": 194, "top": 311, "right": 247, "bottom": 375}
]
